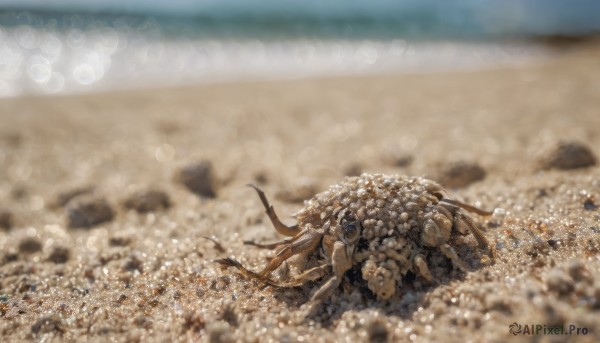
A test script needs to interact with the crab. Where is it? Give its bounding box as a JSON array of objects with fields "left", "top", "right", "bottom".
[{"left": 217, "top": 173, "right": 493, "bottom": 301}]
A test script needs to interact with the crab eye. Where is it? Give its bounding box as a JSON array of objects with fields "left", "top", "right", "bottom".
[{"left": 342, "top": 222, "right": 360, "bottom": 244}]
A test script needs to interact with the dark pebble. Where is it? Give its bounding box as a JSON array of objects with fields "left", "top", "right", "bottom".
[
  {"left": 109, "top": 236, "right": 131, "bottom": 247},
  {"left": 155, "top": 120, "right": 181, "bottom": 135},
  {"left": 18, "top": 238, "right": 42, "bottom": 254},
  {"left": 18, "top": 280, "right": 36, "bottom": 293},
  {"left": 545, "top": 269, "right": 575, "bottom": 295},
  {"left": 583, "top": 198, "right": 598, "bottom": 211},
  {"left": 11, "top": 186, "right": 28, "bottom": 200},
  {"left": 134, "top": 315, "right": 153, "bottom": 329},
  {"left": 3, "top": 252, "right": 18, "bottom": 263},
  {"left": 55, "top": 186, "right": 95, "bottom": 207},
  {"left": 177, "top": 160, "right": 217, "bottom": 197},
  {"left": 0, "top": 210, "right": 12, "bottom": 230},
  {"left": 219, "top": 304, "right": 238, "bottom": 326},
  {"left": 123, "top": 254, "right": 143, "bottom": 273},
  {"left": 567, "top": 261, "right": 589, "bottom": 280},
  {"left": 66, "top": 195, "right": 114, "bottom": 228},
  {"left": 116, "top": 294, "right": 128, "bottom": 303},
  {"left": 47, "top": 246, "right": 70, "bottom": 264},
  {"left": 367, "top": 319, "right": 388, "bottom": 343},
  {"left": 381, "top": 148, "right": 413, "bottom": 167},
  {"left": 123, "top": 188, "right": 170, "bottom": 213},
  {"left": 31, "top": 315, "right": 64, "bottom": 335},
  {"left": 539, "top": 141, "right": 597, "bottom": 170},
  {"left": 2, "top": 131, "right": 22, "bottom": 147},
  {"left": 438, "top": 160, "right": 486, "bottom": 188},
  {"left": 253, "top": 171, "right": 268, "bottom": 184},
  {"left": 343, "top": 163, "right": 363, "bottom": 177},
  {"left": 276, "top": 178, "right": 318, "bottom": 203}
]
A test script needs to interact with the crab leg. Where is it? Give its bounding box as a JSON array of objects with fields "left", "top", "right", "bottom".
[
  {"left": 243, "top": 237, "right": 294, "bottom": 250},
  {"left": 413, "top": 253, "right": 433, "bottom": 282},
  {"left": 455, "top": 212, "right": 488, "bottom": 248},
  {"left": 440, "top": 198, "right": 493, "bottom": 216},
  {"left": 217, "top": 229, "right": 322, "bottom": 283},
  {"left": 245, "top": 227, "right": 316, "bottom": 254},
  {"left": 440, "top": 243, "right": 469, "bottom": 272},
  {"left": 216, "top": 258, "right": 330, "bottom": 288},
  {"left": 258, "top": 229, "right": 322, "bottom": 277},
  {"left": 311, "top": 240, "right": 353, "bottom": 301},
  {"left": 247, "top": 184, "right": 301, "bottom": 237},
  {"left": 439, "top": 201, "right": 489, "bottom": 248},
  {"left": 215, "top": 257, "right": 267, "bottom": 281},
  {"left": 271, "top": 264, "right": 331, "bottom": 288}
]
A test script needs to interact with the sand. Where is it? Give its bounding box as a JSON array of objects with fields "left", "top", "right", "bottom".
[{"left": 1, "top": 43, "right": 599, "bottom": 342}]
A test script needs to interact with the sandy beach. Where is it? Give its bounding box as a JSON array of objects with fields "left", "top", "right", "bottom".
[{"left": 1, "top": 43, "right": 600, "bottom": 342}]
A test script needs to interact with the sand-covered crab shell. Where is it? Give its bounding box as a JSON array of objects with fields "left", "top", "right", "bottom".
[{"left": 218, "top": 173, "right": 492, "bottom": 301}]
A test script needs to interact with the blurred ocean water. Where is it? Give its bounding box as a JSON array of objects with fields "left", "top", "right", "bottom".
[{"left": 1, "top": 0, "right": 599, "bottom": 97}]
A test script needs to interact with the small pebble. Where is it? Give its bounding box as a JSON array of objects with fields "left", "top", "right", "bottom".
[
  {"left": 31, "top": 315, "right": 63, "bottom": 335},
  {"left": 343, "top": 163, "right": 363, "bottom": 177},
  {"left": 539, "top": 141, "right": 597, "bottom": 170},
  {"left": 493, "top": 207, "right": 506, "bottom": 219},
  {"left": 437, "top": 160, "right": 486, "bottom": 188},
  {"left": 55, "top": 186, "right": 95, "bottom": 207},
  {"left": 381, "top": 148, "right": 413, "bottom": 167},
  {"left": 367, "top": 319, "right": 388, "bottom": 343},
  {"left": 47, "top": 246, "right": 70, "bottom": 264},
  {"left": 253, "top": 171, "right": 268, "bottom": 184},
  {"left": 155, "top": 120, "right": 181, "bottom": 135},
  {"left": 276, "top": 177, "right": 319, "bottom": 203},
  {"left": 66, "top": 195, "right": 114, "bottom": 228},
  {"left": 207, "top": 321, "right": 232, "bottom": 343},
  {"left": 123, "top": 188, "right": 170, "bottom": 213},
  {"left": 19, "top": 238, "right": 42, "bottom": 254},
  {"left": 219, "top": 303, "right": 238, "bottom": 326},
  {"left": 545, "top": 269, "right": 574, "bottom": 295},
  {"left": 123, "top": 254, "right": 143, "bottom": 273},
  {"left": 133, "top": 315, "right": 153, "bottom": 329},
  {"left": 177, "top": 160, "right": 217, "bottom": 197},
  {"left": 2, "top": 131, "right": 22, "bottom": 147},
  {"left": 583, "top": 198, "right": 598, "bottom": 211},
  {"left": 490, "top": 207, "right": 507, "bottom": 226},
  {"left": 183, "top": 310, "right": 206, "bottom": 332},
  {"left": 3, "top": 252, "right": 18, "bottom": 263},
  {"left": 566, "top": 260, "right": 589, "bottom": 281},
  {"left": 11, "top": 185, "right": 27, "bottom": 200},
  {"left": 109, "top": 236, "right": 132, "bottom": 247},
  {"left": 0, "top": 210, "right": 12, "bottom": 230},
  {"left": 484, "top": 293, "right": 513, "bottom": 313}
]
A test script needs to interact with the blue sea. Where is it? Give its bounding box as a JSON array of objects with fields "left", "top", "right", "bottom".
[{"left": 1, "top": 0, "right": 599, "bottom": 97}]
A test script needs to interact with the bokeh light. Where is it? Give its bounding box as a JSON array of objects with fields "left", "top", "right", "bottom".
[{"left": 0, "top": 1, "right": 599, "bottom": 97}]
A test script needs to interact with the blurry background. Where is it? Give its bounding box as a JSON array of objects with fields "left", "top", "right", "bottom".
[
  {"left": 1, "top": 0, "right": 599, "bottom": 97},
  {"left": 1, "top": 3, "right": 600, "bottom": 342}
]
